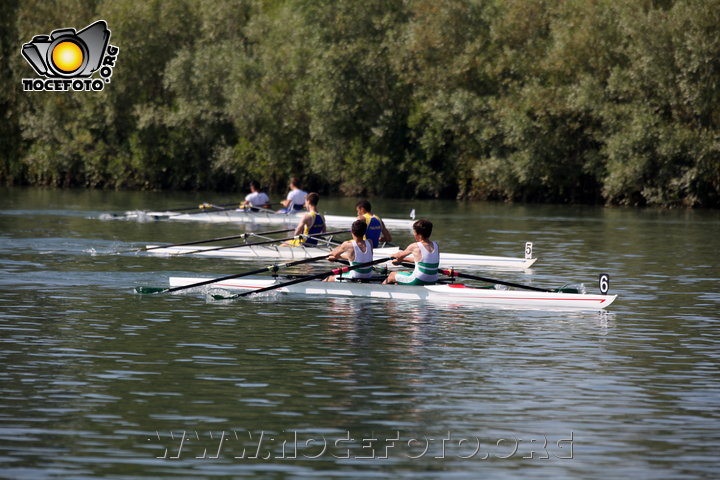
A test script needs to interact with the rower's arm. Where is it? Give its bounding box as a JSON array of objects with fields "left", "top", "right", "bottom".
[
  {"left": 328, "top": 241, "right": 352, "bottom": 262},
  {"left": 391, "top": 244, "right": 418, "bottom": 263},
  {"left": 293, "top": 214, "right": 311, "bottom": 236},
  {"left": 380, "top": 220, "right": 392, "bottom": 243}
]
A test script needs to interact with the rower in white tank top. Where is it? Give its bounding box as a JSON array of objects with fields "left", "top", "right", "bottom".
[
  {"left": 323, "top": 219, "right": 375, "bottom": 282},
  {"left": 382, "top": 219, "right": 440, "bottom": 286},
  {"left": 396, "top": 241, "right": 439, "bottom": 285},
  {"left": 348, "top": 239, "right": 374, "bottom": 279}
]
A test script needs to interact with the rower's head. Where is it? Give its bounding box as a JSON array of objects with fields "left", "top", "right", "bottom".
[
  {"left": 289, "top": 177, "right": 301, "bottom": 189},
  {"left": 355, "top": 200, "right": 372, "bottom": 215},
  {"left": 249, "top": 180, "right": 260, "bottom": 192},
  {"left": 412, "top": 219, "right": 433, "bottom": 240},
  {"left": 351, "top": 219, "right": 368, "bottom": 240},
  {"left": 305, "top": 192, "right": 319, "bottom": 209}
]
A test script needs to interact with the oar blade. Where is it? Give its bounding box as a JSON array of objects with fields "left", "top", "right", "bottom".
[
  {"left": 135, "top": 286, "right": 168, "bottom": 294},
  {"left": 210, "top": 292, "right": 236, "bottom": 300}
]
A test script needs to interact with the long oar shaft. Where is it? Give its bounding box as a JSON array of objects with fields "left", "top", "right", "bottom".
[
  {"left": 239, "top": 205, "right": 278, "bottom": 215},
  {"left": 391, "top": 256, "right": 563, "bottom": 292},
  {"left": 438, "top": 267, "right": 552, "bottom": 292},
  {"left": 161, "top": 202, "right": 242, "bottom": 217},
  {"left": 128, "top": 228, "right": 295, "bottom": 253},
  {"left": 193, "top": 203, "right": 239, "bottom": 213},
  {"left": 117, "top": 202, "right": 238, "bottom": 217},
  {"left": 391, "top": 260, "right": 550, "bottom": 292},
  {"left": 178, "top": 230, "right": 348, "bottom": 255},
  {"left": 169, "top": 202, "right": 238, "bottom": 212},
  {"left": 224, "top": 257, "right": 393, "bottom": 299},
  {"left": 136, "top": 254, "right": 330, "bottom": 294}
]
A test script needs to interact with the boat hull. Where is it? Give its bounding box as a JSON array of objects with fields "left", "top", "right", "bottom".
[
  {"left": 167, "top": 276, "right": 616, "bottom": 310},
  {"left": 122, "top": 209, "right": 414, "bottom": 229},
  {"left": 146, "top": 245, "right": 537, "bottom": 269}
]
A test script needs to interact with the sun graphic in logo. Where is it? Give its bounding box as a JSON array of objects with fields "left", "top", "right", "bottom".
[{"left": 51, "top": 41, "right": 84, "bottom": 73}]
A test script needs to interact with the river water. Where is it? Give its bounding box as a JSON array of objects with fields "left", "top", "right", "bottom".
[{"left": 1, "top": 187, "right": 718, "bottom": 479}]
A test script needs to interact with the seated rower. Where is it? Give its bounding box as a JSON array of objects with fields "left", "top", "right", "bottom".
[
  {"left": 382, "top": 219, "right": 439, "bottom": 285},
  {"left": 281, "top": 192, "right": 325, "bottom": 247},
  {"left": 323, "top": 219, "right": 373, "bottom": 282},
  {"left": 239, "top": 180, "right": 270, "bottom": 211},
  {"left": 277, "top": 177, "right": 307, "bottom": 214},
  {"left": 355, "top": 200, "right": 392, "bottom": 248}
]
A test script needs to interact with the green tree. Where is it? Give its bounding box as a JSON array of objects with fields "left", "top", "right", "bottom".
[
  {"left": 601, "top": 0, "right": 720, "bottom": 206},
  {"left": 3, "top": 0, "right": 719, "bottom": 207},
  {"left": 0, "top": 0, "right": 23, "bottom": 183},
  {"left": 392, "top": 0, "right": 498, "bottom": 199},
  {"left": 217, "top": 1, "right": 313, "bottom": 193},
  {"left": 301, "top": 0, "right": 413, "bottom": 196}
]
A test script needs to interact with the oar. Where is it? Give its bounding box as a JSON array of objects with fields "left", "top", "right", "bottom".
[
  {"left": 392, "top": 260, "right": 553, "bottom": 292},
  {"left": 186, "top": 203, "right": 240, "bottom": 214},
  {"left": 127, "top": 228, "right": 295, "bottom": 253},
  {"left": 135, "top": 254, "right": 331, "bottom": 295},
  {"left": 237, "top": 205, "right": 283, "bottom": 215},
  {"left": 437, "top": 267, "right": 553, "bottom": 292},
  {"left": 175, "top": 202, "right": 238, "bottom": 212},
  {"left": 111, "top": 202, "right": 238, "bottom": 218},
  {"left": 177, "top": 230, "right": 348, "bottom": 255},
  {"left": 158, "top": 202, "right": 244, "bottom": 217},
  {"left": 213, "top": 257, "right": 393, "bottom": 300}
]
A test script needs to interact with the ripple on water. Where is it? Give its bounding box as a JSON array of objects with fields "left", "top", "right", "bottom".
[{"left": 1, "top": 195, "right": 719, "bottom": 479}]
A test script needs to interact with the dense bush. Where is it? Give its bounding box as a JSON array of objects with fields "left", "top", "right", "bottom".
[{"left": 3, "top": 0, "right": 719, "bottom": 206}]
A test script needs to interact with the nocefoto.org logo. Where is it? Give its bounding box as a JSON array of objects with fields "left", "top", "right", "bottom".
[{"left": 21, "top": 20, "right": 119, "bottom": 92}]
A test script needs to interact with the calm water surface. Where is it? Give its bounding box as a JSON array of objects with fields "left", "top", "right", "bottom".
[{"left": 1, "top": 187, "right": 719, "bottom": 479}]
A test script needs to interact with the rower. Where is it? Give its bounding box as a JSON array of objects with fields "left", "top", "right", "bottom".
[
  {"left": 382, "top": 219, "right": 439, "bottom": 285},
  {"left": 323, "top": 219, "right": 373, "bottom": 282},
  {"left": 277, "top": 177, "right": 307, "bottom": 213},
  {"left": 239, "top": 180, "right": 270, "bottom": 211},
  {"left": 281, "top": 192, "right": 326, "bottom": 247},
  {"left": 355, "top": 200, "right": 392, "bottom": 247}
]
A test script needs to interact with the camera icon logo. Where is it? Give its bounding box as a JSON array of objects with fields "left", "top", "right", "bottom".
[
  {"left": 22, "top": 20, "right": 110, "bottom": 78},
  {"left": 21, "top": 20, "right": 119, "bottom": 92}
]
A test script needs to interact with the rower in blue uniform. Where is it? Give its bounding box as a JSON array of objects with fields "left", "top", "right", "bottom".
[
  {"left": 355, "top": 200, "right": 392, "bottom": 248},
  {"left": 282, "top": 192, "right": 325, "bottom": 247}
]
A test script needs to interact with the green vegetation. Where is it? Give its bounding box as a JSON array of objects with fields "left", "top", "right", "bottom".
[{"left": 3, "top": 0, "right": 719, "bottom": 207}]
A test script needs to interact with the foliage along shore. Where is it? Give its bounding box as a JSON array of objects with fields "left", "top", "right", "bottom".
[{"left": 1, "top": 0, "right": 719, "bottom": 207}]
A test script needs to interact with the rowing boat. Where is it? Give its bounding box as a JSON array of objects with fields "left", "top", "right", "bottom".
[
  {"left": 114, "top": 209, "right": 415, "bottom": 229},
  {"left": 167, "top": 276, "right": 617, "bottom": 310},
  {"left": 144, "top": 244, "right": 538, "bottom": 269}
]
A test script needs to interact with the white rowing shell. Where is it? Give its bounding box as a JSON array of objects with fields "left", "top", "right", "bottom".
[
  {"left": 167, "top": 276, "right": 616, "bottom": 310},
  {"left": 121, "top": 209, "right": 415, "bottom": 229},
  {"left": 145, "top": 245, "right": 537, "bottom": 269}
]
